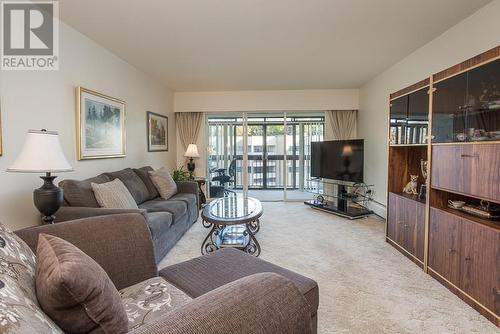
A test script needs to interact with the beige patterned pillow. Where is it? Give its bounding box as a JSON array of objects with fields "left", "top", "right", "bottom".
[
  {"left": 91, "top": 178, "right": 139, "bottom": 209},
  {"left": 120, "top": 277, "right": 192, "bottom": 330},
  {"left": 0, "top": 223, "right": 63, "bottom": 333},
  {"left": 149, "top": 167, "right": 177, "bottom": 200}
]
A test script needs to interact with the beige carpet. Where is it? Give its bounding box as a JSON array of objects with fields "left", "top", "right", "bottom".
[{"left": 159, "top": 202, "right": 498, "bottom": 333}]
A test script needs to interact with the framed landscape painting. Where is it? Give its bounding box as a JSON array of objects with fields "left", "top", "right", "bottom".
[
  {"left": 147, "top": 111, "right": 168, "bottom": 152},
  {"left": 77, "top": 87, "right": 126, "bottom": 160}
]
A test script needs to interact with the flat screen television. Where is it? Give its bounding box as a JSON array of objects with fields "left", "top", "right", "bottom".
[{"left": 311, "top": 139, "right": 364, "bottom": 182}]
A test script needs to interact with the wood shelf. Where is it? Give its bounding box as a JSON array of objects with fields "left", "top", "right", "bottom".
[
  {"left": 388, "top": 145, "right": 427, "bottom": 195},
  {"left": 432, "top": 140, "right": 500, "bottom": 146},
  {"left": 389, "top": 144, "right": 428, "bottom": 147},
  {"left": 432, "top": 205, "right": 499, "bottom": 231},
  {"left": 390, "top": 191, "right": 426, "bottom": 205},
  {"left": 431, "top": 185, "right": 500, "bottom": 206},
  {"left": 387, "top": 47, "right": 500, "bottom": 327}
]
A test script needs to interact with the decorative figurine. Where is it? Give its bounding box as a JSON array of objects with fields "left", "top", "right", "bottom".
[
  {"left": 403, "top": 175, "right": 418, "bottom": 195},
  {"left": 419, "top": 160, "right": 428, "bottom": 199}
]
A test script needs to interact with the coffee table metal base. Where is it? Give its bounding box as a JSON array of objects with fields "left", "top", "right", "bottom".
[{"left": 201, "top": 219, "right": 261, "bottom": 257}]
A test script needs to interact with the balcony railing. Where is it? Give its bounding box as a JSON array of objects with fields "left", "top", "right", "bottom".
[{"left": 209, "top": 154, "right": 313, "bottom": 190}]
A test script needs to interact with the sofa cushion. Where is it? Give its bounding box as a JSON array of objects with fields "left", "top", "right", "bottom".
[
  {"left": 140, "top": 199, "right": 187, "bottom": 220},
  {"left": 120, "top": 276, "right": 192, "bottom": 331},
  {"left": 133, "top": 166, "right": 160, "bottom": 200},
  {"left": 149, "top": 167, "right": 177, "bottom": 200},
  {"left": 59, "top": 174, "right": 110, "bottom": 207},
  {"left": 147, "top": 212, "right": 174, "bottom": 236},
  {"left": 36, "top": 234, "right": 129, "bottom": 334},
  {"left": 169, "top": 193, "right": 197, "bottom": 208},
  {"left": 0, "top": 224, "right": 63, "bottom": 333},
  {"left": 106, "top": 168, "right": 150, "bottom": 204},
  {"left": 169, "top": 193, "right": 198, "bottom": 223},
  {"left": 91, "top": 178, "right": 139, "bottom": 209}
]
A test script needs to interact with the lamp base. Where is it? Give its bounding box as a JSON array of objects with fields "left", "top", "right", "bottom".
[
  {"left": 187, "top": 158, "right": 195, "bottom": 178},
  {"left": 33, "top": 173, "right": 63, "bottom": 225}
]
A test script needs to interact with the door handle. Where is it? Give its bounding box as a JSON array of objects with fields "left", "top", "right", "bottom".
[
  {"left": 448, "top": 248, "right": 456, "bottom": 253},
  {"left": 460, "top": 154, "right": 479, "bottom": 158}
]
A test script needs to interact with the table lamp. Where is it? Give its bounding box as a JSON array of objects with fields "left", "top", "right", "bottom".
[
  {"left": 184, "top": 144, "right": 200, "bottom": 178},
  {"left": 7, "top": 129, "right": 73, "bottom": 224}
]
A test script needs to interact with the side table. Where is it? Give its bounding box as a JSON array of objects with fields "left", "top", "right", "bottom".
[{"left": 194, "top": 177, "right": 207, "bottom": 209}]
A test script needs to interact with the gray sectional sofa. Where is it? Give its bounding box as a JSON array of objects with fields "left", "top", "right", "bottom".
[{"left": 57, "top": 166, "right": 199, "bottom": 262}]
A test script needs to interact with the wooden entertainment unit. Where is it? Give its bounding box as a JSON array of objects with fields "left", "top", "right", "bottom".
[{"left": 386, "top": 46, "right": 499, "bottom": 326}]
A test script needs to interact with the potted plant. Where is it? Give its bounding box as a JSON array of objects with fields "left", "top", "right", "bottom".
[{"left": 171, "top": 165, "right": 191, "bottom": 181}]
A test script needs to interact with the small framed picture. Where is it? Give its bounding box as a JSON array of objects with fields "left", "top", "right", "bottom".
[
  {"left": 76, "top": 87, "right": 126, "bottom": 160},
  {"left": 147, "top": 111, "right": 168, "bottom": 152}
]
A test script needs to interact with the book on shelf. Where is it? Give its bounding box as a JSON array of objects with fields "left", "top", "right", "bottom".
[
  {"left": 390, "top": 127, "right": 397, "bottom": 144},
  {"left": 422, "top": 127, "right": 427, "bottom": 143},
  {"left": 397, "top": 126, "right": 404, "bottom": 144},
  {"left": 412, "top": 127, "right": 418, "bottom": 144}
]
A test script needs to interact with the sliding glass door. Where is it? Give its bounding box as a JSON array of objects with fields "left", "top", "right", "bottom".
[
  {"left": 285, "top": 117, "right": 324, "bottom": 200},
  {"left": 245, "top": 116, "right": 286, "bottom": 200},
  {"left": 207, "top": 112, "right": 324, "bottom": 201},
  {"left": 207, "top": 115, "right": 241, "bottom": 198}
]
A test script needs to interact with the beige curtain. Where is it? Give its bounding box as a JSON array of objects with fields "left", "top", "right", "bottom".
[
  {"left": 326, "top": 110, "right": 357, "bottom": 139},
  {"left": 175, "top": 112, "right": 204, "bottom": 151}
]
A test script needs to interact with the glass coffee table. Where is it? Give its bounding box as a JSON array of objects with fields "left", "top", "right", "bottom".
[{"left": 201, "top": 196, "right": 263, "bottom": 257}]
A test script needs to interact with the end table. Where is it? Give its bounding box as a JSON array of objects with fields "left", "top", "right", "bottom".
[{"left": 194, "top": 177, "right": 207, "bottom": 208}]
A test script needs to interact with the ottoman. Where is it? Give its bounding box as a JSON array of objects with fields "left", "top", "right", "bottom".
[{"left": 160, "top": 248, "right": 319, "bottom": 333}]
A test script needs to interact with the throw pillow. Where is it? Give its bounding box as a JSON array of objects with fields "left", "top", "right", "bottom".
[
  {"left": 105, "top": 168, "right": 150, "bottom": 204},
  {"left": 91, "top": 178, "right": 139, "bottom": 209},
  {"left": 133, "top": 166, "right": 160, "bottom": 200},
  {"left": 149, "top": 167, "right": 178, "bottom": 200},
  {"left": 36, "top": 234, "right": 128, "bottom": 334},
  {"left": 0, "top": 223, "right": 63, "bottom": 333}
]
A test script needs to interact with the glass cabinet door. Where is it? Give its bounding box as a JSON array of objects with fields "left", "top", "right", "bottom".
[
  {"left": 407, "top": 88, "right": 429, "bottom": 144},
  {"left": 408, "top": 88, "right": 429, "bottom": 121},
  {"left": 432, "top": 73, "right": 467, "bottom": 143},
  {"left": 432, "top": 59, "right": 499, "bottom": 143},
  {"left": 389, "top": 95, "right": 408, "bottom": 144},
  {"left": 465, "top": 59, "right": 500, "bottom": 141},
  {"left": 390, "top": 95, "right": 408, "bottom": 119}
]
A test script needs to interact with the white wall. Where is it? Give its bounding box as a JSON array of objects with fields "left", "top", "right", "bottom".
[
  {"left": 175, "top": 89, "right": 359, "bottom": 113},
  {"left": 174, "top": 89, "right": 359, "bottom": 172},
  {"left": 358, "top": 0, "right": 500, "bottom": 217},
  {"left": 0, "top": 22, "right": 175, "bottom": 230}
]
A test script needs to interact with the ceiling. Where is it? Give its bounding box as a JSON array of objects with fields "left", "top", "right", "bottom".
[{"left": 59, "top": 0, "right": 491, "bottom": 91}]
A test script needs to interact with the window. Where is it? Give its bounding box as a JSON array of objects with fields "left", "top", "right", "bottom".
[{"left": 208, "top": 114, "right": 325, "bottom": 190}]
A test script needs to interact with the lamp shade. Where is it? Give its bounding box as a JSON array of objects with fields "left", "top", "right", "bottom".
[
  {"left": 184, "top": 144, "right": 200, "bottom": 158},
  {"left": 7, "top": 130, "right": 73, "bottom": 173},
  {"left": 341, "top": 144, "right": 353, "bottom": 157}
]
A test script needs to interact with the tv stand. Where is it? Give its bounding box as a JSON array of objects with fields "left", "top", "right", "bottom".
[
  {"left": 337, "top": 184, "right": 348, "bottom": 212},
  {"left": 304, "top": 179, "right": 373, "bottom": 219}
]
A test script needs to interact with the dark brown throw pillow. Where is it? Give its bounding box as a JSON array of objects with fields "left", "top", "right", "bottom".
[
  {"left": 133, "top": 166, "right": 160, "bottom": 200},
  {"left": 35, "top": 234, "right": 128, "bottom": 334}
]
